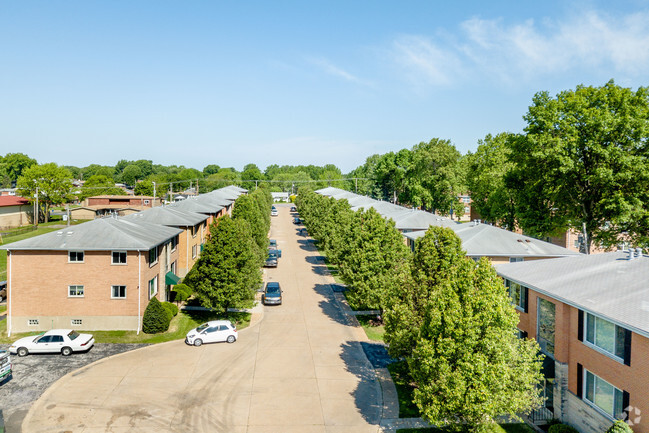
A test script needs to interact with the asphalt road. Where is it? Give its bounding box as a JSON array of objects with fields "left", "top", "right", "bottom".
[{"left": 16, "top": 204, "right": 383, "bottom": 432}]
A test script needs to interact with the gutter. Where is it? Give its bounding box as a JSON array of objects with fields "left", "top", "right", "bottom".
[{"left": 137, "top": 250, "right": 141, "bottom": 335}]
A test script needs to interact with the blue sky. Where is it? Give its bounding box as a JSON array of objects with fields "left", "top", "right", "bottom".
[{"left": 3, "top": 1, "right": 649, "bottom": 173}]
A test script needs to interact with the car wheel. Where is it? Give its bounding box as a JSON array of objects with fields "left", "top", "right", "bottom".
[
  {"left": 193, "top": 339, "right": 203, "bottom": 347},
  {"left": 61, "top": 347, "right": 73, "bottom": 356},
  {"left": 17, "top": 347, "right": 28, "bottom": 357},
  {"left": 227, "top": 335, "right": 236, "bottom": 343}
]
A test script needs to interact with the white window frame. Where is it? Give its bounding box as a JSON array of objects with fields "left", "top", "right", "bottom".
[
  {"left": 71, "top": 319, "right": 82, "bottom": 326},
  {"left": 509, "top": 257, "right": 524, "bottom": 263},
  {"left": 68, "top": 251, "right": 84, "bottom": 263},
  {"left": 68, "top": 285, "right": 84, "bottom": 298},
  {"left": 505, "top": 279, "right": 526, "bottom": 312},
  {"left": 171, "top": 235, "right": 178, "bottom": 252},
  {"left": 583, "top": 368, "right": 624, "bottom": 420},
  {"left": 537, "top": 298, "right": 556, "bottom": 357},
  {"left": 192, "top": 244, "right": 197, "bottom": 259},
  {"left": 28, "top": 319, "right": 39, "bottom": 326},
  {"left": 192, "top": 225, "right": 198, "bottom": 238},
  {"left": 149, "top": 275, "right": 158, "bottom": 299},
  {"left": 111, "top": 285, "right": 127, "bottom": 299},
  {"left": 584, "top": 313, "right": 625, "bottom": 363},
  {"left": 111, "top": 251, "right": 127, "bottom": 265}
]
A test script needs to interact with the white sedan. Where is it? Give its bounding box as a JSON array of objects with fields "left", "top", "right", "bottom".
[
  {"left": 10, "top": 329, "right": 95, "bottom": 357},
  {"left": 185, "top": 320, "right": 237, "bottom": 346}
]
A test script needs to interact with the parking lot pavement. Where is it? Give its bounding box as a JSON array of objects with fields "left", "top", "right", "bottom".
[{"left": 0, "top": 343, "right": 146, "bottom": 432}]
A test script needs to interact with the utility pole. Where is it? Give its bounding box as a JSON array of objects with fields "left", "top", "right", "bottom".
[
  {"left": 152, "top": 182, "right": 156, "bottom": 205},
  {"left": 34, "top": 187, "right": 39, "bottom": 227},
  {"left": 355, "top": 177, "right": 358, "bottom": 193}
]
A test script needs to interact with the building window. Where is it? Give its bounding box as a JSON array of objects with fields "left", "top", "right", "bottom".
[
  {"left": 111, "top": 285, "right": 126, "bottom": 299},
  {"left": 192, "top": 244, "right": 197, "bottom": 259},
  {"left": 192, "top": 225, "right": 198, "bottom": 237},
  {"left": 509, "top": 257, "right": 524, "bottom": 263},
  {"left": 464, "top": 206, "right": 470, "bottom": 214},
  {"left": 71, "top": 319, "right": 82, "bottom": 326},
  {"left": 28, "top": 319, "right": 39, "bottom": 326},
  {"left": 112, "top": 251, "right": 127, "bottom": 265},
  {"left": 149, "top": 275, "right": 158, "bottom": 298},
  {"left": 148, "top": 246, "right": 158, "bottom": 266},
  {"left": 584, "top": 369, "right": 624, "bottom": 419},
  {"left": 537, "top": 298, "right": 556, "bottom": 356},
  {"left": 462, "top": 197, "right": 471, "bottom": 203},
  {"left": 585, "top": 313, "right": 627, "bottom": 361},
  {"left": 505, "top": 279, "right": 527, "bottom": 312},
  {"left": 68, "top": 285, "right": 84, "bottom": 297},
  {"left": 171, "top": 235, "right": 178, "bottom": 252},
  {"left": 69, "top": 251, "right": 84, "bottom": 263},
  {"left": 144, "top": 199, "right": 150, "bottom": 205}
]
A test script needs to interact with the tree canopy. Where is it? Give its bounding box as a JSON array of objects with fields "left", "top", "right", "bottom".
[{"left": 16, "top": 163, "right": 73, "bottom": 223}]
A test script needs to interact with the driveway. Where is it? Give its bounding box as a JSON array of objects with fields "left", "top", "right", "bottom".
[{"left": 19, "top": 204, "right": 383, "bottom": 432}]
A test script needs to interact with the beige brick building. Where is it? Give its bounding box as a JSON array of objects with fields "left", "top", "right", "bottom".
[{"left": 498, "top": 250, "right": 649, "bottom": 433}]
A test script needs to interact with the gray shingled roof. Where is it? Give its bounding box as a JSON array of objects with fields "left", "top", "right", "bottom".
[
  {"left": 391, "top": 210, "right": 458, "bottom": 230},
  {"left": 0, "top": 218, "right": 182, "bottom": 251},
  {"left": 403, "top": 222, "right": 580, "bottom": 257},
  {"left": 496, "top": 251, "right": 649, "bottom": 337},
  {"left": 123, "top": 206, "right": 207, "bottom": 227},
  {"left": 168, "top": 198, "right": 223, "bottom": 215}
]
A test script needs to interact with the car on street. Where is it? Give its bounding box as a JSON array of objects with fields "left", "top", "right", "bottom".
[
  {"left": 0, "top": 280, "right": 6, "bottom": 302},
  {"left": 265, "top": 251, "right": 278, "bottom": 267},
  {"left": 185, "top": 320, "right": 238, "bottom": 346},
  {"left": 9, "top": 329, "right": 95, "bottom": 357},
  {"left": 290, "top": 206, "right": 297, "bottom": 212},
  {"left": 271, "top": 209, "right": 278, "bottom": 216},
  {"left": 293, "top": 217, "right": 301, "bottom": 224},
  {"left": 268, "top": 240, "right": 282, "bottom": 258},
  {"left": 262, "top": 281, "right": 282, "bottom": 305},
  {"left": 0, "top": 349, "right": 11, "bottom": 383}
]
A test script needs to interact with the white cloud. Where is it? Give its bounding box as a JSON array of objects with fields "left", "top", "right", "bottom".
[
  {"left": 307, "top": 57, "right": 369, "bottom": 85},
  {"left": 388, "top": 10, "right": 649, "bottom": 88}
]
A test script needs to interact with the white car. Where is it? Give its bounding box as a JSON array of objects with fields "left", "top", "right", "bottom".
[
  {"left": 10, "top": 329, "right": 95, "bottom": 357},
  {"left": 185, "top": 320, "right": 237, "bottom": 346},
  {"left": 271, "top": 209, "right": 279, "bottom": 216}
]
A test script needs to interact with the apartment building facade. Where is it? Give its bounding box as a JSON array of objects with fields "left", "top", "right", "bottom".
[
  {"left": 497, "top": 250, "right": 648, "bottom": 433},
  {"left": 2, "top": 218, "right": 182, "bottom": 334}
]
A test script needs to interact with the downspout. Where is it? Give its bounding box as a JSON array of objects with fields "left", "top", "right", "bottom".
[
  {"left": 137, "top": 250, "right": 141, "bottom": 335},
  {"left": 7, "top": 250, "right": 11, "bottom": 337},
  {"left": 186, "top": 229, "right": 189, "bottom": 275}
]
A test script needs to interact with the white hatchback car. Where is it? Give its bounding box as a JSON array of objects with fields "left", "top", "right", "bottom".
[
  {"left": 185, "top": 320, "right": 238, "bottom": 346},
  {"left": 10, "top": 329, "right": 95, "bottom": 357}
]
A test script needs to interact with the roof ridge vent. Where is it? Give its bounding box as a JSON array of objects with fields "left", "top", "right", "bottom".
[{"left": 627, "top": 249, "right": 636, "bottom": 260}]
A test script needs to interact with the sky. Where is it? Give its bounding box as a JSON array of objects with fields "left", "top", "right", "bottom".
[{"left": 2, "top": 1, "right": 649, "bottom": 173}]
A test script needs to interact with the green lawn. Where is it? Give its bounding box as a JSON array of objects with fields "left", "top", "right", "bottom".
[
  {"left": 0, "top": 310, "right": 251, "bottom": 345},
  {"left": 396, "top": 424, "right": 534, "bottom": 433},
  {"left": 388, "top": 360, "right": 421, "bottom": 418},
  {"left": 356, "top": 314, "right": 385, "bottom": 342},
  {"left": 0, "top": 305, "right": 5, "bottom": 315}
]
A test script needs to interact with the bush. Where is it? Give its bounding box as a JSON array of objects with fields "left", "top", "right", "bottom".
[
  {"left": 549, "top": 424, "right": 580, "bottom": 433},
  {"left": 606, "top": 421, "right": 634, "bottom": 433},
  {"left": 162, "top": 301, "right": 178, "bottom": 317},
  {"left": 172, "top": 283, "right": 192, "bottom": 303},
  {"left": 142, "top": 297, "right": 171, "bottom": 334}
]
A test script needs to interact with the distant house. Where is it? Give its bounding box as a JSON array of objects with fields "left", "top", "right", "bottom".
[
  {"left": 1, "top": 218, "right": 182, "bottom": 333},
  {"left": 70, "top": 195, "right": 162, "bottom": 219},
  {"left": 497, "top": 250, "right": 649, "bottom": 433},
  {"left": 271, "top": 192, "right": 289, "bottom": 202},
  {"left": 0, "top": 196, "right": 31, "bottom": 229}
]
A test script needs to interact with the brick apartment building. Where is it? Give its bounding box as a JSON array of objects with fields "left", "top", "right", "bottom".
[{"left": 497, "top": 250, "right": 648, "bottom": 433}]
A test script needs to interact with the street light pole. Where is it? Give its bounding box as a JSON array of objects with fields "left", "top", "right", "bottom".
[{"left": 34, "top": 187, "right": 39, "bottom": 227}]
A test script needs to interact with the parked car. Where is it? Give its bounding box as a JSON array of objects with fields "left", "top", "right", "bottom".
[
  {"left": 268, "top": 240, "right": 281, "bottom": 258},
  {"left": 265, "top": 251, "right": 278, "bottom": 267},
  {"left": 0, "top": 280, "right": 6, "bottom": 302},
  {"left": 185, "top": 320, "right": 237, "bottom": 346},
  {"left": 293, "top": 217, "right": 301, "bottom": 224},
  {"left": 0, "top": 350, "right": 11, "bottom": 383},
  {"left": 290, "top": 206, "right": 297, "bottom": 212},
  {"left": 262, "top": 281, "right": 282, "bottom": 305},
  {"left": 10, "top": 329, "right": 95, "bottom": 357},
  {"left": 271, "top": 209, "right": 278, "bottom": 216}
]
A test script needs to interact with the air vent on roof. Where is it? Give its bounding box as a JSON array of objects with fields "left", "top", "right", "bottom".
[
  {"left": 637, "top": 247, "right": 644, "bottom": 258},
  {"left": 56, "top": 231, "right": 63, "bottom": 236},
  {"left": 627, "top": 250, "right": 635, "bottom": 260}
]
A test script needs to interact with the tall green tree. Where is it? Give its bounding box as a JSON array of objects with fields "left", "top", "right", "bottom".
[
  {"left": 465, "top": 133, "right": 518, "bottom": 229},
  {"left": 232, "top": 194, "right": 266, "bottom": 262},
  {"left": 374, "top": 149, "right": 412, "bottom": 204},
  {"left": 509, "top": 80, "right": 649, "bottom": 252},
  {"left": 184, "top": 216, "right": 260, "bottom": 312},
  {"left": 241, "top": 164, "right": 264, "bottom": 190},
  {"left": 16, "top": 163, "right": 72, "bottom": 223},
  {"left": 338, "top": 207, "right": 410, "bottom": 310},
  {"left": 385, "top": 227, "right": 543, "bottom": 431},
  {"left": 120, "top": 164, "right": 143, "bottom": 186},
  {"left": 79, "top": 175, "right": 126, "bottom": 201},
  {"left": 405, "top": 138, "right": 463, "bottom": 215},
  {"left": 2, "top": 153, "right": 37, "bottom": 181}
]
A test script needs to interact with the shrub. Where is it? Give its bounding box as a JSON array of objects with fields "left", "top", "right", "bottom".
[
  {"left": 162, "top": 301, "right": 178, "bottom": 317},
  {"left": 606, "top": 421, "right": 634, "bottom": 433},
  {"left": 172, "top": 283, "right": 191, "bottom": 303},
  {"left": 549, "top": 424, "right": 580, "bottom": 433},
  {"left": 142, "top": 297, "right": 171, "bottom": 334}
]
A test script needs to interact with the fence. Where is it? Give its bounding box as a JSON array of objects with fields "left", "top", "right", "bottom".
[{"left": 0, "top": 226, "right": 37, "bottom": 243}]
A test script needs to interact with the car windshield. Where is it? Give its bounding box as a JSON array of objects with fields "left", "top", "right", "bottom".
[
  {"left": 266, "top": 285, "right": 280, "bottom": 295},
  {"left": 67, "top": 330, "right": 80, "bottom": 340},
  {"left": 196, "top": 323, "right": 210, "bottom": 333},
  {"left": 268, "top": 252, "right": 278, "bottom": 258}
]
